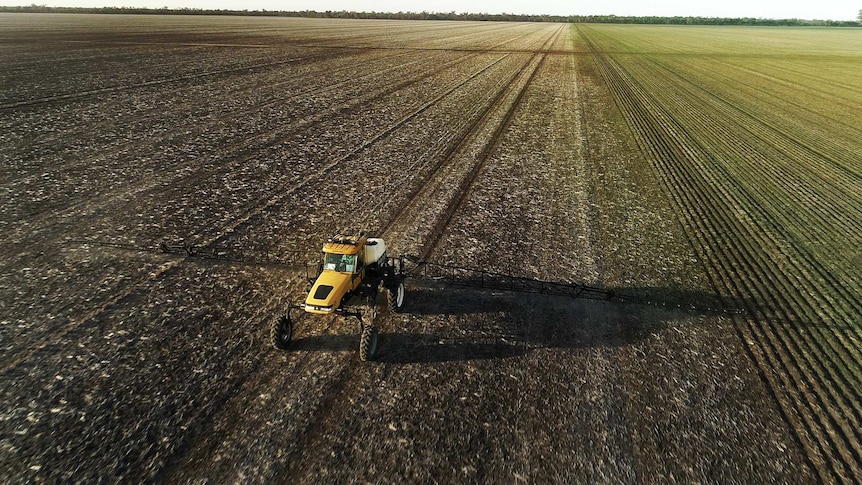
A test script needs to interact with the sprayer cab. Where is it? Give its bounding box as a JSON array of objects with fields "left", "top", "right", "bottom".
[{"left": 303, "top": 234, "right": 389, "bottom": 314}]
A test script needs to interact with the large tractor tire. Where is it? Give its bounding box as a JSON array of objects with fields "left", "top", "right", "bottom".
[
  {"left": 386, "top": 278, "right": 405, "bottom": 313},
  {"left": 359, "top": 325, "right": 378, "bottom": 361},
  {"left": 270, "top": 313, "right": 293, "bottom": 350}
]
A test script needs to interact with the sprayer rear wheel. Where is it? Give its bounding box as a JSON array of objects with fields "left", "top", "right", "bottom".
[{"left": 386, "top": 278, "right": 405, "bottom": 313}]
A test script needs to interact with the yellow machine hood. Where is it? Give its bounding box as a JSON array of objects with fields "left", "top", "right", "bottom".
[{"left": 304, "top": 270, "right": 353, "bottom": 313}]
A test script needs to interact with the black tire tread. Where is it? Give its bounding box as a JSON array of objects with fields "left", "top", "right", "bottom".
[
  {"left": 359, "top": 325, "right": 378, "bottom": 361},
  {"left": 386, "top": 279, "right": 405, "bottom": 313},
  {"left": 271, "top": 314, "right": 292, "bottom": 350}
]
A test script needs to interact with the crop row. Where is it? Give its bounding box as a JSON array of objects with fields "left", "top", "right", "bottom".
[
  {"left": 579, "top": 25, "right": 860, "bottom": 482},
  {"left": 603, "top": 53, "right": 861, "bottom": 311},
  {"left": 643, "top": 58, "right": 862, "bottom": 263}
]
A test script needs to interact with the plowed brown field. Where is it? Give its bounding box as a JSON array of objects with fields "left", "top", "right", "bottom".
[{"left": 1, "top": 14, "right": 859, "bottom": 483}]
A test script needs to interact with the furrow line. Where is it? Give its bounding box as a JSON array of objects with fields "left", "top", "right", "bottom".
[
  {"left": 1, "top": 48, "right": 474, "bottom": 222},
  {"left": 677, "top": 59, "right": 861, "bottom": 174},
  {"left": 629, "top": 57, "right": 862, "bottom": 366},
  {"left": 579, "top": 26, "right": 860, "bottom": 480},
  {"left": 0, "top": 51, "right": 514, "bottom": 372},
  {"left": 374, "top": 42, "right": 556, "bottom": 259},
  {"left": 196, "top": 53, "right": 513, "bottom": 255},
  {"left": 276, "top": 24, "right": 564, "bottom": 479},
  {"left": 654, "top": 71, "right": 862, "bottom": 317},
  {"left": 8, "top": 24, "right": 540, "bottom": 177},
  {"left": 0, "top": 52, "right": 510, "bottom": 264},
  {"left": 605, "top": 59, "right": 862, "bottom": 478},
  {"left": 632, "top": 58, "right": 862, "bottom": 324},
  {"left": 159, "top": 25, "right": 563, "bottom": 481},
  {"left": 624, "top": 99, "right": 851, "bottom": 483},
  {"left": 641, "top": 57, "right": 862, "bottom": 238},
  {"left": 590, "top": 33, "right": 862, "bottom": 415},
  {"left": 1, "top": 47, "right": 418, "bottom": 180},
  {"left": 0, "top": 51, "right": 333, "bottom": 111},
  {"left": 371, "top": 53, "right": 542, "bottom": 237},
  {"left": 418, "top": 50, "right": 551, "bottom": 260}
]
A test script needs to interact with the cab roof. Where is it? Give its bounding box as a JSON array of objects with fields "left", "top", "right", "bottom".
[{"left": 322, "top": 234, "right": 367, "bottom": 255}]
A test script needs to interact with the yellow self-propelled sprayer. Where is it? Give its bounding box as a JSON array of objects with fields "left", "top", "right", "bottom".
[{"left": 271, "top": 232, "right": 406, "bottom": 361}]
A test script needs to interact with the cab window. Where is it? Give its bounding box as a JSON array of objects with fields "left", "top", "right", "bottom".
[{"left": 323, "top": 253, "right": 357, "bottom": 272}]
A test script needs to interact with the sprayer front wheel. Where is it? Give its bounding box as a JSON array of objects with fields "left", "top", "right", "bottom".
[{"left": 271, "top": 314, "right": 293, "bottom": 350}]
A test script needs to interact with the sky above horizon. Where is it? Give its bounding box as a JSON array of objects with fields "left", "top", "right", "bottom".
[{"left": 3, "top": 0, "right": 860, "bottom": 21}]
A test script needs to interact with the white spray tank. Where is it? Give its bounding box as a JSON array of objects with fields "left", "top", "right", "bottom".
[{"left": 363, "top": 238, "right": 387, "bottom": 266}]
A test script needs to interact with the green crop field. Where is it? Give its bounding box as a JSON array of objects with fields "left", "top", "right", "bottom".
[{"left": 578, "top": 24, "right": 862, "bottom": 481}]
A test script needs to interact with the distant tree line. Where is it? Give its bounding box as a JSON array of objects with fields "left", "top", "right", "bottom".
[{"left": 2, "top": 5, "right": 860, "bottom": 27}]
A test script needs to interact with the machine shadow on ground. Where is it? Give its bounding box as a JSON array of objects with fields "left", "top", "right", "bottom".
[{"left": 287, "top": 281, "right": 744, "bottom": 364}]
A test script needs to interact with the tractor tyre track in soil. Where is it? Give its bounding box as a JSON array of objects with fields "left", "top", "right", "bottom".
[
  {"left": 1, "top": 47, "right": 426, "bottom": 182},
  {"left": 278, "top": 26, "right": 563, "bottom": 479},
  {"left": 0, "top": 52, "right": 332, "bottom": 111},
  {"left": 0, "top": 49, "right": 502, "bottom": 237},
  {"left": 3, "top": 25, "right": 546, "bottom": 186},
  {"left": 0, "top": 49, "right": 512, "bottom": 375},
  {"left": 0, "top": 47, "right": 530, "bottom": 372},
  {"left": 414, "top": 45, "right": 553, "bottom": 261},
  {"left": 379, "top": 36, "right": 557, "bottom": 258},
  {"left": 162, "top": 25, "right": 564, "bottom": 481}
]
